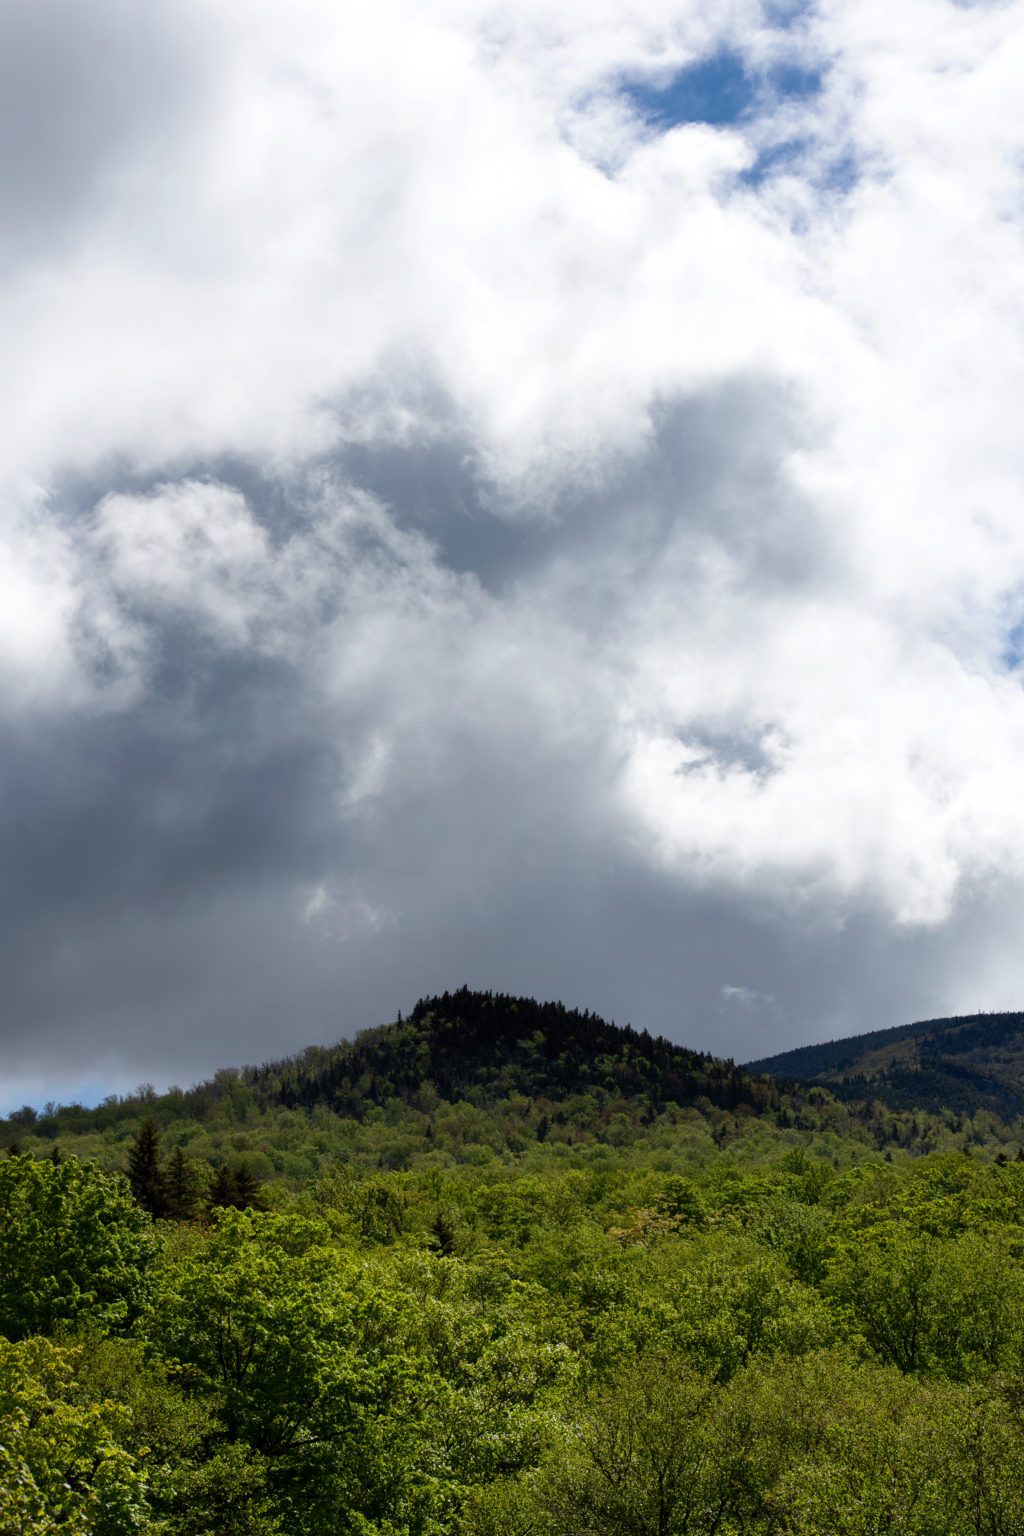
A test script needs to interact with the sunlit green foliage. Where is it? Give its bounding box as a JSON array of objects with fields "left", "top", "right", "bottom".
[
  {"left": 0, "top": 1336, "right": 150, "bottom": 1535},
  {"left": 0, "top": 1154, "right": 157, "bottom": 1340}
]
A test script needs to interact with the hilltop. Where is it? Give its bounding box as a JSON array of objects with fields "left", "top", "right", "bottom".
[{"left": 244, "top": 987, "right": 776, "bottom": 1117}]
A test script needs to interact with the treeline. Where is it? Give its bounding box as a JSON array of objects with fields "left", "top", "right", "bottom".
[
  {"left": 3, "top": 989, "right": 780, "bottom": 1142},
  {"left": 247, "top": 988, "right": 782, "bottom": 1120}
]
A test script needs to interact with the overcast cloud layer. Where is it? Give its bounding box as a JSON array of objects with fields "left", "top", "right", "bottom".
[{"left": 4, "top": 0, "right": 1024, "bottom": 1109}]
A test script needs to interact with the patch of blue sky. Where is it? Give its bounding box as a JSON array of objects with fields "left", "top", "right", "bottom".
[
  {"left": 1002, "top": 619, "right": 1024, "bottom": 672},
  {"left": 619, "top": 49, "right": 866, "bottom": 202},
  {"left": 740, "top": 140, "right": 858, "bottom": 194},
  {"left": 626, "top": 53, "right": 753, "bottom": 129},
  {"left": 623, "top": 50, "right": 822, "bottom": 134}
]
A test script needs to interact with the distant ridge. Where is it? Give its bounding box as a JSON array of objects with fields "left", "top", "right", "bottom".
[{"left": 747, "top": 1011, "right": 1024, "bottom": 1119}]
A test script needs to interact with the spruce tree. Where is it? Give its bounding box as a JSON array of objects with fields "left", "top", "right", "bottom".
[
  {"left": 163, "top": 1145, "right": 201, "bottom": 1221},
  {"left": 126, "top": 1117, "right": 166, "bottom": 1217},
  {"left": 208, "top": 1164, "right": 238, "bottom": 1210},
  {"left": 231, "top": 1161, "right": 266, "bottom": 1211},
  {"left": 208, "top": 1161, "right": 266, "bottom": 1212}
]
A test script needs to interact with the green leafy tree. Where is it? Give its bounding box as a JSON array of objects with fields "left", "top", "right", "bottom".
[
  {"left": 0, "top": 1335, "right": 150, "bottom": 1535},
  {"left": 825, "top": 1227, "right": 1024, "bottom": 1378},
  {"left": 69, "top": 1335, "right": 283, "bottom": 1536},
  {"left": 0, "top": 1154, "right": 157, "bottom": 1340},
  {"left": 146, "top": 1209, "right": 431, "bottom": 1532},
  {"left": 526, "top": 1353, "right": 766, "bottom": 1536}
]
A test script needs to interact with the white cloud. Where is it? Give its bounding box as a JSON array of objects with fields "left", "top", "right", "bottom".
[{"left": 94, "top": 480, "right": 270, "bottom": 643}]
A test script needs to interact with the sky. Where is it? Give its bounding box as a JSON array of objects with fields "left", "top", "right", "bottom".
[{"left": 4, "top": 0, "right": 1024, "bottom": 1111}]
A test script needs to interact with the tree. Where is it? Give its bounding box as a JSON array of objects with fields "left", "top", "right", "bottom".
[
  {"left": 231, "top": 1162, "right": 267, "bottom": 1212},
  {"left": 164, "top": 1146, "right": 203, "bottom": 1222},
  {"left": 209, "top": 1164, "right": 238, "bottom": 1210},
  {"left": 208, "top": 1163, "right": 267, "bottom": 1212},
  {"left": 148, "top": 1209, "right": 430, "bottom": 1532},
  {"left": 529, "top": 1353, "right": 763, "bottom": 1536},
  {"left": 0, "top": 1335, "right": 151, "bottom": 1535},
  {"left": 0, "top": 1154, "right": 157, "bottom": 1340},
  {"left": 126, "top": 1118, "right": 166, "bottom": 1218}
]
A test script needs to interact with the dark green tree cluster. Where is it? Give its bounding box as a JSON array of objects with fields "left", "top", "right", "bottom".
[
  {"left": 752, "top": 1010, "right": 1024, "bottom": 1117},
  {"left": 127, "top": 1119, "right": 201, "bottom": 1219},
  {"left": 126, "top": 1118, "right": 265, "bottom": 1220}
]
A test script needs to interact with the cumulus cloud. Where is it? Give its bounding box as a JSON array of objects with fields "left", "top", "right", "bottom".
[{"left": 3, "top": 0, "right": 1024, "bottom": 1106}]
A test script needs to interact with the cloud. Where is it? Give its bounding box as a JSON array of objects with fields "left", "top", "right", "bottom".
[{"left": 4, "top": 0, "right": 1024, "bottom": 1107}]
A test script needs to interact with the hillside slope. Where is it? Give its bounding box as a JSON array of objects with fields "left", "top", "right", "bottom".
[{"left": 747, "top": 1011, "right": 1024, "bottom": 1118}]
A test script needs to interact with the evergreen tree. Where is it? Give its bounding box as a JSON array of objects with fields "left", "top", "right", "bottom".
[
  {"left": 231, "top": 1161, "right": 266, "bottom": 1211},
  {"left": 163, "top": 1145, "right": 202, "bottom": 1221},
  {"left": 430, "top": 1209, "right": 457, "bottom": 1256},
  {"left": 208, "top": 1161, "right": 266, "bottom": 1212},
  {"left": 208, "top": 1163, "right": 238, "bottom": 1210},
  {"left": 127, "top": 1117, "right": 166, "bottom": 1217}
]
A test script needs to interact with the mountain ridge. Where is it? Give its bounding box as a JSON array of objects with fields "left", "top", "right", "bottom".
[{"left": 747, "top": 1010, "right": 1024, "bottom": 1118}]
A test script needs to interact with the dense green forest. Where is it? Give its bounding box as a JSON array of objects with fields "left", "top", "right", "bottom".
[{"left": 5, "top": 990, "right": 1024, "bottom": 1533}]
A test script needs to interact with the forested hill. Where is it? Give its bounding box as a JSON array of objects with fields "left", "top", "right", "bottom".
[
  {"left": 244, "top": 988, "right": 777, "bottom": 1118},
  {"left": 747, "top": 1011, "right": 1024, "bottom": 1118}
]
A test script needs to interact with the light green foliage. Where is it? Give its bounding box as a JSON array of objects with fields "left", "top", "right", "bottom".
[
  {"left": 0, "top": 1336, "right": 150, "bottom": 1535},
  {"left": 149, "top": 1209, "right": 555, "bottom": 1532},
  {"left": 825, "top": 1225, "right": 1024, "bottom": 1377},
  {"left": 523, "top": 1353, "right": 769, "bottom": 1536},
  {"left": 386, "top": 1251, "right": 577, "bottom": 1491},
  {"left": 753, "top": 1354, "right": 1024, "bottom": 1536},
  {"left": 148, "top": 1209, "right": 417, "bottom": 1457},
  {"left": 147, "top": 1209, "right": 579, "bottom": 1534},
  {"left": 0, "top": 1154, "right": 157, "bottom": 1340},
  {"left": 7, "top": 1117, "right": 1024, "bottom": 1532}
]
